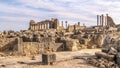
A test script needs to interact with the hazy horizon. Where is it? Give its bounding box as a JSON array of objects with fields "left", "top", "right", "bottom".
[{"left": 0, "top": 0, "right": 120, "bottom": 31}]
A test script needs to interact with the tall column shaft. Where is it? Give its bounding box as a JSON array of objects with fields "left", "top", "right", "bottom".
[
  {"left": 65, "top": 21, "right": 68, "bottom": 28},
  {"left": 106, "top": 14, "right": 108, "bottom": 26},
  {"left": 101, "top": 14, "right": 104, "bottom": 26},
  {"left": 62, "top": 21, "right": 63, "bottom": 27},
  {"left": 46, "top": 23, "right": 48, "bottom": 29},
  {"left": 97, "top": 15, "right": 99, "bottom": 26},
  {"left": 100, "top": 16, "right": 102, "bottom": 26}
]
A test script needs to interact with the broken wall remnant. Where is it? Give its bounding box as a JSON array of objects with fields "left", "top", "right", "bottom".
[
  {"left": 107, "top": 15, "right": 116, "bottom": 27},
  {"left": 16, "top": 36, "right": 64, "bottom": 55}
]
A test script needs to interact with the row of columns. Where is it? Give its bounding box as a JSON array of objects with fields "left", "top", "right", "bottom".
[
  {"left": 30, "top": 20, "right": 80, "bottom": 30},
  {"left": 97, "top": 14, "right": 108, "bottom": 27},
  {"left": 61, "top": 21, "right": 81, "bottom": 29},
  {"left": 30, "top": 23, "right": 49, "bottom": 30}
]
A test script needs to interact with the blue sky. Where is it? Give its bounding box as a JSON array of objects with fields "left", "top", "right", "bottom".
[{"left": 0, "top": 0, "right": 120, "bottom": 31}]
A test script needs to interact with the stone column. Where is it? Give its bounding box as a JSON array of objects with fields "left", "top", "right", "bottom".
[
  {"left": 30, "top": 25, "right": 32, "bottom": 30},
  {"left": 65, "top": 21, "right": 68, "bottom": 29},
  {"left": 100, "top": 16, "right": 102, "bottom": 26},
  {"left": 33, "top": 25, "right": 35, "bottom": 30},
  {"left": 44, "top": 24, "right": 45, "bottom": 29},
  {"left": 78, "top": 22, "right": 80, "bottom": 26},
  {"left": 62, "top": 21, "right": 63, "bottom": 27},
  {"left": 35, "top": 25, "right": 36, "bottom": 30},
  {"left": 105, "top": 16, "right": 107, "bottom": 26},
  {"left": 101, "top": 14, "right": 104, "bottom": 26},
  {"left": 41, "top": 24, "right": 42, "bottom": 29},
  {"left": 49, "top": 22, "right": 52, "bottom": 29},
  {"left": 74, "top": 24, "right": 77, "bottom": 30},
  {"left": 34, "top": 25, "right": 36, "bottom": 30},
  {"left": 46, "top": 23, "right": 48, "bottom": 29},
  {"left": 106, "top": 14, "right": 108, "bottom": 26},
  {"left": 40, "top": 24, "right": 42, "bottom": 29},
  {"left": 39, "top": 25, "right": 40, "bottom": 30},
  {"left": 32, "top": 25, "right": 33, "bottom": 30},
  {"left": 37, "top": 24, "right": 39, "bottom": 30},
  {"left": 31, "top": 25, "right": 33, "bottom": 30},
  {"left": 97, "top": 15, "right": 99, "bottom": 26},
  {"left": 35, "top": 25, "right": 37, "bottom": 30}
]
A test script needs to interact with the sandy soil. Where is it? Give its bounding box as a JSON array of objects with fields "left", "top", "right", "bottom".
[{"left": 0, "top": 49, "right": 100, "bottom": 68}]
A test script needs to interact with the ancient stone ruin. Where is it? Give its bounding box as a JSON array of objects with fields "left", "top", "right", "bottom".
[
  {"left": 0, "top": 14, "right": 120, "bottom": 67},
  {"left": 0, "top": 14, "right": 119, "bottom": 55}
]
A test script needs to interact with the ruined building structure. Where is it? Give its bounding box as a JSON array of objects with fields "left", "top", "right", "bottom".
[
  {"left": 29, "top": 18, "right": 85, "bottom": 32},
  {"left": 29, "top": 18, "right": 64, "bottom": 31},
  {"left": 97, "top": 14, "right": 116, "bottom": 27},
  {"left": 67, "top": 22, "right": 86, "bottom": 32}
]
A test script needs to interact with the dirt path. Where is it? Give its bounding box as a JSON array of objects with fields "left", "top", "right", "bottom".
[{"left": 0, "top": 49, "right": 100, "bottom": 68}]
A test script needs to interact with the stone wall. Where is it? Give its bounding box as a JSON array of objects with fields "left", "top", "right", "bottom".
[{"left": 22, "top": 42, "right": 42, "bottom": 56}]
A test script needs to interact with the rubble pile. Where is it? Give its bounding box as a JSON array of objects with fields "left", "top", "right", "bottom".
[{"left": 87, "top": 36, "right": 120, "bottom": 68}]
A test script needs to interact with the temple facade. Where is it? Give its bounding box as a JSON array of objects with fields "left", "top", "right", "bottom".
[{"left": 29, "top": 18, "right": 64, "bottom": 31}]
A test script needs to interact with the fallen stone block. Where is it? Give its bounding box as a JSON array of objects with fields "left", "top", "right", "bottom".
[
  {"left": 42, "top": 53, "right": 56, "bottom": 65},
  {"left": 95, "top": 52, "right": 114, "bottom": 61}
]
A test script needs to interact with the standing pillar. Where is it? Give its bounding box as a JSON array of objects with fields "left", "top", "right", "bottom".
[
  {"left": 74, "top": 24, "right": 77, "bottom": 31},
  {"left": 40, "top": 24, "right": 42, "bottom": 29},
  {"left": 34, "top": 25, "right": 36, "bottom": 30},
  {"left": 44, "top": 24, "right": 45, "bottom": 29},
  {"left": 78, "top": 22, "right": 80, "bottom": 26},
  {"left": 30, "top": 25, "right": 32, "bottom": 30},
  {"left": 101, "top": 14, "right": 104, "bottom": 26},
  {"left": 39, "top": 25, "right": 40, "bottom": 30},
  {"left": 105, "top": 16, "right": 107, "bottom": 26},
  {"left": 33, "top": 25, "right": 35, "bottom": 30},
  {"left": 100, "top": 16, "right": 102, "bottom": 26},
  {"left": 35, "top": 25, "right": 36, "bottom": 30},
  {"left": 37, "top": 24, "right": 39, "bottom": 30},
  {"left": 32, "top": 25, "right": 34, "bottom": 30},
  {"left": 41, "top": 25, "right": 42, "bottom": 29},
  {"left": 36, "top": 25, "right": 38, "bottom": 30},
  {"left": 62, "top": 21, "right": 63, "bottom": 27},
  {"left": 41, "top": 24, "right": 43, "bottom": 29},
  {"left": 32, "top": 25, "right": 33, "bottom": 30},
  {"left": 65, "top": 21, "right": 68, "bottom": 29},
  {"left": 97, "top": 15, "right": 99, "bottom": 26},
  {"left": 46, "top": 23, "right": 48, "bottom": 29},
  {"left": 106, "top": 14, "right": 108, "bottom": 26}
]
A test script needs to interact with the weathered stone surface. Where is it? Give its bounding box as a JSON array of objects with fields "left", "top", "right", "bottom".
[
  {"left": 65, "top": 39, "right": 80, "bottom": 51},
  {"left": 42, "top": 53, "right": 56, "bottom": 65}
]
